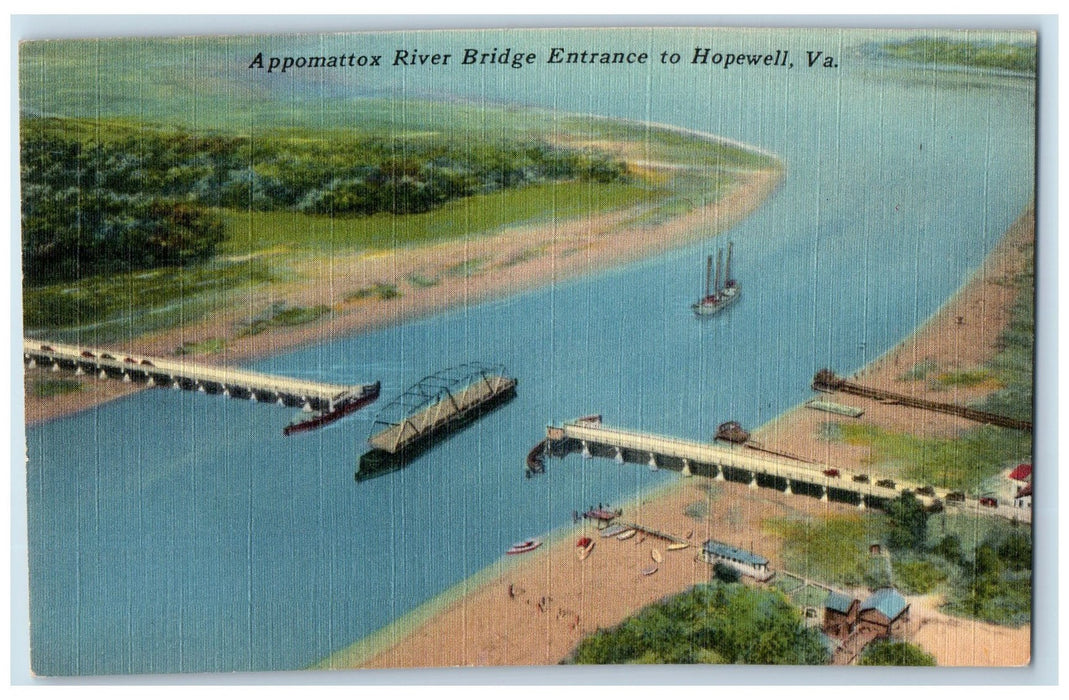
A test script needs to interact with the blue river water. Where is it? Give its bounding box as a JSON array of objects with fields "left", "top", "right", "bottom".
[{"left": 24, "top": 29, "right": 1035, "bottom": 675}]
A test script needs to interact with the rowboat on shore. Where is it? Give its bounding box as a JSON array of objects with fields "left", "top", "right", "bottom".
[
  {"left": 616, "top": 529, "right": 637, "bottom": 540},
  {"left": 506, "top": 539, "right": 541, "bottom": 555},
  {"left": 651, "top": 549, "right": 663, "bottom": 563},
  {"left": 576, "top": 536, "right": 595, "bottom": 560},
  {"left": 641, "top": 565, "right": 659, "bottom": 576},
  {"left": 667, "top": 542, "right": 690, "bottom": 551},
  {"left": 599, "top": 524, "right": 628, "bottom": 538}
]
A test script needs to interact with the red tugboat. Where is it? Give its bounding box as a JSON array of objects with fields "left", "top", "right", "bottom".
[{"left": 283, "top": 381, "right": 381, "bottom": 436}]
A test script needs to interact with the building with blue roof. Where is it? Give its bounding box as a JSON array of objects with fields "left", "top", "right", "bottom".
[
  {"left": 858, "top": 587, "right": 911, "bottom": 638},
  {"left": 822, "top": 591, "right": 859, "bottom": 640},
  {"left": 822, "top": 587, "right": 912, "bottom": 643},
  {"left": 700, "top": 539, "right": 773, "bottom": 581}
]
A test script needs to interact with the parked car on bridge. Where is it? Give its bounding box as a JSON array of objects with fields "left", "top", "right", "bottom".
[
  {"left": 823, "top": 468, "right": 840, "bottom": 478},
  {"left": 979, "top": 496, "right": 999, "bottom": 508},
  {"left": 852, "top": 474, "right": 870, "bottom": 484}
]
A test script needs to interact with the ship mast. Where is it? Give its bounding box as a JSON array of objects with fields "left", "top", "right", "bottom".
[
  {"left": 714, "top": 248, "right": 723, "bottom": 295},
  {"left": 705, "top": 255, "right": 713, "bottom": 298},
  {"left": 725, "top": 242, "right": 734, "bottom": 286}
]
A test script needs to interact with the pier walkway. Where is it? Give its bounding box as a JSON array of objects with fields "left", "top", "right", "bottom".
[
  {"left": 24, "top": 339, "right": 373, "bottom": 412},
  {"left": 544, "top": 417, "right": 1030, "bottom": 524}
]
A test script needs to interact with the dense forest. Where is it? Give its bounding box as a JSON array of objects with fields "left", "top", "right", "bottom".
[
  {"left": 566, "top": 582, "right": 829, "bottom": 665},
  {"left": 20, "top": 117, "right": 627, "bottom": 284}
]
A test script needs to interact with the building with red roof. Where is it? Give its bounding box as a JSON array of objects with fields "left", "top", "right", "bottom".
[{"left": 1009, "top": 463, "right": 1032, "bottom": 481}]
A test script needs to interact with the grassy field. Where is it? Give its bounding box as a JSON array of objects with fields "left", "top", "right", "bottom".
[
  {"left": 828, "top": 422, "right": 1029, "bottom": 493},
  {"left": 764, "top": 513, "right": 886, "bottom": 588},
  {"left": 24, "top": 259, "right": 279, "bottom": 345},
  {"left": 218, "top": 180, "right": 660, "bottom": 256}
]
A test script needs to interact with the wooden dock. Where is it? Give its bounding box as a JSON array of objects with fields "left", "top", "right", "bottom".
[{"left": 813, "top": 369, "right": 1031, "bottom": 431}]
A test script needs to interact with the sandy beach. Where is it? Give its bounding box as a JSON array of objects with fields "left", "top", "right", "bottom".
[
  {"left": 322, "top": 204, "right": 1034, "bottom": 670},
  {"left": 23, "top": 168, "right": 782, "bottom": 426}
]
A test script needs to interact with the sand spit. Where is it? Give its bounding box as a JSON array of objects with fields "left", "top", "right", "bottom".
[{"left": 23, "top": 168, "right": 782, "bottom": 426}]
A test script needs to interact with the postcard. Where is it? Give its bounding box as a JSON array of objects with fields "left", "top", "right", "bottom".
[{"left": 18, "top": 23, "right": 1037, "bottom": 677}]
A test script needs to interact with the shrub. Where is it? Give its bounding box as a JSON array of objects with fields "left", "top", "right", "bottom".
[{"left": 859, "top": 640, "right": 936, "bottom": 666}]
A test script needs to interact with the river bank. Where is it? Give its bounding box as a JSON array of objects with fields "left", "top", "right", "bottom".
[
  {"left": 23, "top": 168, "right": 782, "bottom": 427},
  {"left": 325, "top": 203, "right": 1034, "bottom": 670}
]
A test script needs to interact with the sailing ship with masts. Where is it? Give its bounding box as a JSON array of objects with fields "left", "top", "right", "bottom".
[{"left": 692, "top": 242, "right": 740, "bottom": 316}]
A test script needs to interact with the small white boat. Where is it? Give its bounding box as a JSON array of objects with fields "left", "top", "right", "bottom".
[
  {"left": 599, "top": 524, "right": 628, "bottom": 538},
  {"left": 667, "top": 542, "right": 690, "bottom": 551},
  {"left": 651, "top": 549, "right": 663, "bottom": 563},
  {"left": 576, "top": 536, "right": 595, "bottom": 560},
  {"left": 641, "top": 564, "right": 659, "bottom": 576},
  {"left": 616, "top": 529, "right": 637, "bottom": 540}
]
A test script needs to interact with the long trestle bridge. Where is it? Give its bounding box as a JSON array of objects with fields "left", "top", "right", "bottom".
[
  {"left": 24, "top": 339, "right": 375, "bottom": 412},
  {"left": 542, "top": 416, "right": 1030, "bottom": 523}
]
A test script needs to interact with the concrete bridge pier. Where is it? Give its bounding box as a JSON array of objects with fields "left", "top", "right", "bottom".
[
  {"left": 581, "top": 440, "right": 591, "bottom": 459},
  {"left": 749, "top": 472, "right": 758, "bottom": 489},
  {"left": 681, "top": 459, "right": 692, "bottom": 477},
  {"left": 784, "top": 479, "right": 792, "bottom": 495},
  {"left": 714, "top": 464, "right": 725, "bottom": 481},
  {"left": 820, "top": 485, "right": 829, "bottom": 502},
  {"left": 647, "top": 453, "right": 658, "bottom": 471},
  {"left": 614, "top": 446, "right": 624, "bottom": 464},
  {"left": 858, "top": 495, "right": 866, "bottom": 510}
]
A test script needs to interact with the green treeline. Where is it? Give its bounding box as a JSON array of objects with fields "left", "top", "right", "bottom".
[
  {"left": 566, "top": 582, "right": 829, "bottom": 665},
  {"left": 859, "top": 640, "right": 936, "bottom": 666},
  {"left": 20, "top": 117, "right": 626, "bottom": 284},
  {"left": 881, "top": 39, "right": 1036, "bottom": 74}
]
